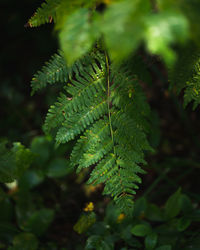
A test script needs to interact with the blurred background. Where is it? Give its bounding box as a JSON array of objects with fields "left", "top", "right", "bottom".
[{"left": 0, "top": 0, "right": 57, "bottom": 144}]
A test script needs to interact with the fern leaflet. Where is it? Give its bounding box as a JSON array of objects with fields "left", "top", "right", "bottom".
[
  {"left": 184, "top": 57, "right": 200, "bottom": 109},
  {"left": 31, "top": 52, "right": 69, "bottom": 95},
  {"left": 28, "top": 0, "right": 62, "bottom": 27}
]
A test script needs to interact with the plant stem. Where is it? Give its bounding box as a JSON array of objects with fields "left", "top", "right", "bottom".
[{"left": 105, "top": 51, "right": 116, "bottom": 155}]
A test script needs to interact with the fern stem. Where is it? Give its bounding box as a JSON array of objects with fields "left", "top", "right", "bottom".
[
  {"left": 105, "top": 52, "right": 115, "bottom": 155},
  {"left": 105, "top": 52, "right": 126, "bottom": 195}
]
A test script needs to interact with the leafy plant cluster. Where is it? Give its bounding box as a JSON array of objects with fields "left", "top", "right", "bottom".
[
  {"left": 1, "top": 0, "right": 200, "bottom": 249},
  {"left": 0, "top": 136, "right": 74, "bottom": 249},
  {"left": 84, "top": 189, "right": 200, "bottom": 250}
]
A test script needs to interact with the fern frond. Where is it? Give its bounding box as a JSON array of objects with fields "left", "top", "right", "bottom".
[
  {"left": 28, "top": 0, "right": 62, "bottom": 27},
  {"left": 55, "top": 99, "right": 107, "bottom": 144},
  {"left": 28, "top": 0, "right": 98, "bottom": 28},
  {"left": 31, "top": 52, "right": 69, "bottom": 95},
  {"left": 42, "top": 51, "right": 151, "bottom": 215},
  {"left": 169, "top": 44, "right": 199, "bottom": 94},
  {"left": 168, "top": 44, "right": 200, "bottom": 109},
  {"left": 184, "top": 58, "right": 200, "bottom": 109},
  {"left": 42, "top": 52, "right": 106, "bottom": 133}
]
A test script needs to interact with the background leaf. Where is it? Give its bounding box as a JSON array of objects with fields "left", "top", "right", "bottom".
[{"left": 164, "top": 188, "right": 182, "bottom": 219}]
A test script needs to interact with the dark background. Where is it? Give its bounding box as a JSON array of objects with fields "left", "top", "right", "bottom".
[{"left": 0, "top": 0, "right": 57, "bottom": 144}]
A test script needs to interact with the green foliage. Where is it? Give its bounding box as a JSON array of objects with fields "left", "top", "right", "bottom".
[
  {"left": 28, "top": 0, "right": 97, "bottom": 28},
  {"left": 183, "top": 57, "right": 200, "bottom": 109},
  {"left": 164, "top": 188, "right": 182, "bottom": 219},
  {"left": 169, "top": 45, "right": 200, "bottom": 109},
  {"left": 0, "top": 136, "right": 72, "bottom": 249},
  {"left": 84, "top": 190, "right": 200, "bottom": 249},
  {"left": 73, "top": 212, "right": 96, "bottom": 234},
  {"left": 0, "top": 141, "right": 34, "bottom": 183},
  {"left": 2, "top": 0, "right": 200, "bottom": 248},
  {"left": 31, "top": 52, "right": 68, "bottom": 95},
  {"left": 28, "top": 0, "right": 62, "bottom": 27},
  {"left": 59, "top": 8, "right": 99, "bottom": 65},
  {"left": 8, "top": 233, "right": 38, "bottom": 250},
  {"left": 131, "top": 224, "right": 151, "bottom": 237},
  {"left": 28, "top": 0, "right": 200, "bottom": 217},
  {"left": 29, "top": 0, "right": 200, "bottom": 65},
  {"left": 39, "top": 50, "right": 152, "bottom": 214}
]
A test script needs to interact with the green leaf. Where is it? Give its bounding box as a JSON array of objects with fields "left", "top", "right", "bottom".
[
  {"left": 59, "top": 8, "right": 99, "bottom": 65},
  {"left": 0, "top": 141, "right": 33, "bottom": 183},
  {"left": 9, "top": 233, "right": 38, "bottom": 250},
  {"left": 30, "top": 136, "right": 52, "bottom": 165},
  {"left": 177, "top": 217, "right": 191, "bottom": 232},
  {"left": 18, "top": 170, "right": 44, "bottom": 190},
  {"left": 73, "top": 212, "right": 96, "bottom": 234},
  {"left": 155, "top": 245, "right": 172, "bottom": 250},
  {"left": 31, "top": 52, "right": 68, "bottom": 95},
  {"left": 164, "top": 188, "right": 182, "bottom": 219},
  {"left": 145, "top": 232, "right": 158, "bottom": 249},
  {"left": 180, "top": 194, "right": 193, "bottom": 214},
  {"left": 19, "top": 209, "right": 54, "bottom": 236},
  {"left": 46, "top": 158, "right": 72, "bottom": 178},
  {"left": 28, "top": 0, "right": 62, "bottom": 27},
  {"left": 12, "top": 143, "right": 34, "bottom": 177},
  {"left": 85, "top": 235, "right": 114, "bottom": 250},
  {"left": 133, "top": 197, "right": 147, "bottom": 217},
  {"left": 144, "top": 11, "right": 189, "bottom": 65},
  {"left": 146, "top": 204, "right": 163, "bottom": 222},
  {"left": 102, "top": 0, "right": 150, "bottom": 62},
  {"left": 131, "top": 224, "right": 151, "bottom": 237}
]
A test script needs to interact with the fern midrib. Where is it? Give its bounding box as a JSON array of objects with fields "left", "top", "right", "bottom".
[
  {"left": 105, "top": 52, "right": 115, "bottom": 155},
  {"left": 105, "top": 53, "right": 128, "bottom": 196}
]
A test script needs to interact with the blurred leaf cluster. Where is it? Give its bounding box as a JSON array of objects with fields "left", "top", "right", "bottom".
[
  {"left": 83, "top": 188, "right": 200, "bottom": 250},
  {"left": 0, "top": 136, "right": 74, "bottom": 249},
  {"left": 29, "top": 0, "right": 200, "bottom": 65}
]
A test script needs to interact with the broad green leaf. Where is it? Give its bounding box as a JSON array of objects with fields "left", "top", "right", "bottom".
[
  {"left": 0, "top": 141, "right": 33, "bottom": 183},
  {"left": 131, "top": 224, "right": 151, "bottom": 237},
  {"left": 85, "top": 235, "right": 102, "bottom": 250},
  {"left": 146, "top": 204, "right": 163, "bottom": 222},
  {"left": 105, "top": 203, "right": 121, "bottom": 224},
  {"left": 164, "top": 188, "right": 182, "bottom": 219},
  {"left": 180, "top": 0, "right": 200, "bottom": 44},
  {"left": 180, "top": 194, "right": 193, "bottom": 214},
  {"left": 102, "top": 0, "right": 150, "bottom": 61},
  {"left": 145, "top": 232, "right": 158, "bottom": 249},
  {"left": 9, "top": 233, "right": 38, "bottom": 250},
  {"left": 46, "top": 158, "right": 72, "bottom": 178},
  {"left": 133, "top": 197, "right": 147, "bottom": 218},
  {"left": 85, "top": 235, "right": 114, "bottom": 250},
  {"left": 144, "top": 11, "right": 189, "bottom": 65},
  {"left": 73, "top": 212, "right": 96, "bottom": 234},
  {"left": 59, "top": 8, "right": 99, "bottom": 65},
  {"left": 12, "top": 143, "right": 34, "bottom": 177},
  {"left": 177, "top": 217, "right": 191, "bottom": 231},
  {"left": 19, "top": 170, "right": 44, "bottom": 190},
  {"left": 19, "top": 209, "right": 54, "bottom": 236},
  {"left": 30, "top": 136, "right": 52, "bottom": 165}
]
